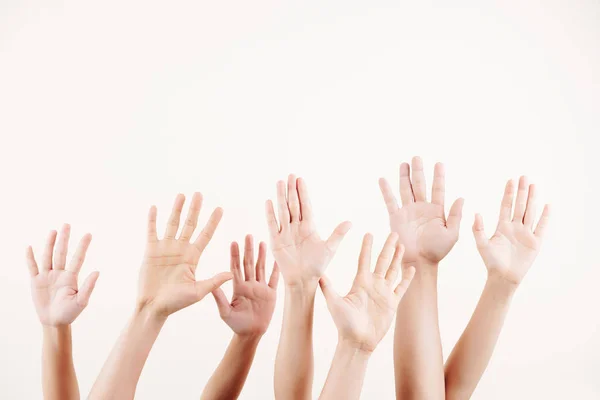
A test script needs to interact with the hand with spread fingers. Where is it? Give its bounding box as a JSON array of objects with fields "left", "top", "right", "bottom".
[
  {"left": 379, "top": 156, "right": 464, "bottom": 266},
  {"left": 27, "top": 224, "right": 99, "bottom": 326},
  {"left": 265, "top": 175, "right": 352, "bottom": 286},
  {"left": 201, "top": 235, "right": 279, "bottom": 400},
  {"left": 138, "top": 193, "right": 233, "bottom": 317},
  {"left": 319, "top": 233, "right": 415, "bottom": 400},
  {"left": 472, "top": 176, "right": 550, "bottom": 286}
]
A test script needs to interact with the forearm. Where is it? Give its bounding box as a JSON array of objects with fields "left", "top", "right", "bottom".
[
  {"left": 89, "top": 308, "right": 165, "bottom": 400},
  {"left": 444, "top": 276, "right": 516, "bottom": 400},
  {"left": 201, "top": 334, "right": 261, "bottom": 400},
  {"left": 42, "top": 325, "right": 79, "bottom": 400},
  {"left": 319, "top": 340, "right": 371, "bottom": 400},
  {"left": 394, "top": 264, "right": 445, "bottom": 400},
  {"left": 274, "top": 282, "right": 317, "bottom": 400}
]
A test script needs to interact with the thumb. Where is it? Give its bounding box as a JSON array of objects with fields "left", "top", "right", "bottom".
[
  {"left": 472, "top": 213, "right": 489, "bottom": 249},
  {"left": 325, "top": 221, "right": 352, "bottom": 255},
  {"left": 211, "top": 287, "right": 231, "bottom": 317},
  {"left": 447, "top": 198, "right": 464, "bottom": 233},
  {"left": 77, "top": 271, "right": 100, "bottom": 307},
  {"left": 318, "top": 275, "right": 339, "bottom": 306},
  {"left": 196, "top": 272, "right": 233, "bottom": 301}
]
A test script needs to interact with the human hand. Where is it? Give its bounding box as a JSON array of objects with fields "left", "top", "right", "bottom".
[
  {"left": 379, "top": 157, "right": 464, "bottom": 266},
  {"left": 265, "top": 175, "right": 352, "bottom": 287},
  {"left": 473, "top": 176, "right": 550, "bottom": 286},
  {"left": 137, "top": 193, "right": 233, "bottom": 317},
  {"left": 27, "top": 224, "right": 99, "bottom": 326},
  {"left": 212, "top": 235, "right": 279, "bottom": 337},
  {"left": 319, "top": 233, "right": 415, "bottom": 352}
]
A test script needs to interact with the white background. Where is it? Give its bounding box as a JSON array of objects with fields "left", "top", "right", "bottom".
[{"left": 0, "top": 1, "right": 598, "bottom": 399}]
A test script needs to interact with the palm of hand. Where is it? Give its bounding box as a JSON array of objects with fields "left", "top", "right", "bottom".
[
  {"left": 138, "top": 240, "right": 202, "bottom": 316},
  {"left": 222, "top": 282, "right": 276, "bottom": 335},
  {"left": 481, "top": 221, "right": 540, "bottom": 285},
  {"left": 390, "top": 202, "right": 456, "bottom": 264},
  {"left": 32, "top": 270, "right": 84, "bottom": 326},
  {"left": 332, "top": 275, "right": 397, "bottom": 351}
]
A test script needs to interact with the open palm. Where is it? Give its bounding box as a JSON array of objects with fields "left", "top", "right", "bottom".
[
  {"left": 138, "top": 193, "right": 232, "bottom": 317},
  {"left": 212, "top": 236, "right": 279, "bottom": 336},
  {"left": 265, "top": 175, "right": 351, "bottom": 285},
  {"left": 319, "top": 233, "right": 415, "bottom": 352},
  {"left": 473, "top": 177, "right": 550, "bottom": 285},
  {"left": 379, "top": 157, "right": 464, "bottom": 265},
  {"left": 27, "top": 224, "right": 99, "bottom": 326}
]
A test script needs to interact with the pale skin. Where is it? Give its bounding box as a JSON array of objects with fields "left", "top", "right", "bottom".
[
  {"left": 379, "top": 156, "right": 464, "bottom": 399},
  {"left": 266, "top": 175, "right": 351, "bottom": 400},
  {"left": 444, "top": 176, "right": 550, "bottom": 400},
  {"left": 89, "top": 193, "right": 232, "bottom": 400},
  {"left": 26, "top": 224, "right": 99, "bottom": 400},
  {"left": 318, "top": 233, "right": 416, "bottom": 400},
  {"left": 201, "top": 235, "right": 279, "bottom": 400}
]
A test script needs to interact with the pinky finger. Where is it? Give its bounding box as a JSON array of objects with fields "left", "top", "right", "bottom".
[
  {"left": 534, "top": 204, "right": 550, "bottom": 239},
  {"left": 394, "top": 266, "right": 415, "bottom": 298},
  {"left": 77, "top": 271, "right": 100, "bottom": 307},
  {"left": 26, "top": 246, "right": 39, "bottom": 276}
]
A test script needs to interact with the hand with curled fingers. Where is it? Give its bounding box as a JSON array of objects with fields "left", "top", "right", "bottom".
[
  {"left": 26, "top": 224, "right": 99, "bottom": 326},
  {"left": 137, "top": 192, "right": 233, "bottom": 317},
  {"left": 319, "top": 233, "right": 415, "bottom": 352}
]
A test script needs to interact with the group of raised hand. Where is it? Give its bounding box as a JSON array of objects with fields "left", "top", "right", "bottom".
[{"left": 26, "top": 157, "right": 550, "bottom": 400}]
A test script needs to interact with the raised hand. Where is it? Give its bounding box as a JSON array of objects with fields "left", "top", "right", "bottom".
[
  {"left": 379, "top": 156, "right": 464, "bottom": 265},
  {"left": 137, "top": 193, "right": 233, "bottom": 317},
  {"left": 212, "top": 235, "right": 279, "bottom": 337},
  {"left": 26, "top": 224, "right": 99, "bottom": 326},
  {"left": 473, "top": 176, "right": 550, "bottom": 286},
  {"left": 265, "top": 175, "right": 352, "bottom": 286},
  {"left": 319, "top": 233, "right": 415, "bottom": 352}
]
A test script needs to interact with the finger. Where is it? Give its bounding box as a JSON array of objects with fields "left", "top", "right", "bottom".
[
  {"left": 243, "top": 235, "right": 255, "bottom": 281},
  {"left": 53, "top": 224, "right": 71, "bottom": 270},
  {"left": 374, "top": 233, "right": 399, "bottom": 276},
  {"left": 325, "top": 221, "right": 352, "bottom": 255},
  {"left": 399, "top": 162, "right": 414, "bottom": 205},
  {"left": 147, "top": 206, "right": 158, "bottom": 242},
  {"left": 385, "top": 244, "right": 405, "bottom": 283},
  {"left": 230, "top": 242, "right": 242, "bottom": 282},
  {"left": 534, "top": 204, "right": 550, "bottom": 239},
  {"left": 193, "top": 207, "right": 224, "bottom": 253},
  {"left": 256, "top": 242, "right": 267, "bottom": 282},
  {"left": 211, "top": 288, "right": 231, "bottom": 317},
  {"left": 164, "top": 194, "right": 185, "bottom": 239},
  {"left": 41, "top": 230, "right": 58, "bottom": 271},
  {"left": 357, "top": 233, "right": 373, "bottom": 275},
  {"left": 498, "top": 179, "right": 515, "bottom": 222},
  {"left": 447, "top": 198, "right": 464, "bottom": 232},
  {"left": 411, "top": 156, "right": 427, "bottom": 202},
  {"left": 179, "top": 192, "right": 203, "bottom": 241},
  {"left": 318, "top": 275, "right": 339, "bottom": 306},
  {"left": 297, "top": 178, "right": 313, "bottom": 222},
  {"left": 68, "top": 233, "right": 92, "bottom": 275},
  {"left": 268, "top": 262, "right": 280, "bottom": 289},
  {"left": 265, "top": 200, "right": 280, "bottom": 236},
  {"left": 379, "top": 178, "right": 399, "bottom": 214},
  {"left": 472, "top": 213, "right": 489, "bottom": 249},
  {"left": 26, "top": 246, "right": 39, "bottom": 277},
  {"left": 276, "top": 180, "right": 290, "bottom": 230},
  {"left": 431, "top": 162, "right": 445, "bottom": 207},
  {"left": 394, "top": 266, "right": 415, "bottom": 298},
  {"left": 512, "top": 176, "right": 529, "bottom": 223},
  {"left": 76, "top": 271, "right": 100, "bottom": 307},
  {"left": 523, "top": 184, "right": 537, "bottom": 229},
  {"left": 288, "top": 175, "right": 300, "bottom": 222},
  {"left": 195, "top": 272, "right": 233, "bottom": 301}
]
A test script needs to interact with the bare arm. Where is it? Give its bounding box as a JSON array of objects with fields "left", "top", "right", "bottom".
[
  {"left": 26, "top": 225, "right": 99, "bottom": 400},
  {"left": 445, "top": 177, "right": 550, "bottom": 399},
  {"left": 379, "top": 157, "right": 463, "bottom": 399},
  {"left": 266, "top": 175, "right": 351, "bottom": 399}
]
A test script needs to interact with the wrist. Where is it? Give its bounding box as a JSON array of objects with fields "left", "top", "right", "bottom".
[
  {"left": 284, "top": 277, "right": 319, "bottom": 295},
  {"left": 336, "top": 338, "right": 374, "bottom": 359},
  {"left": 233, "top": 332, "right": 262, "bottom": 347},
  {"left": 485, "top": 274, "right": 518, "bottom": 299},
  {"left": 133, "top": 304, "right": 168, "bottom": 327}
]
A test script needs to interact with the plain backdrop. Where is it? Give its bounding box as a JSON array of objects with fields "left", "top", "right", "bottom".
[{"left": 0, "top": 1, "right": 598, "bottom": 399}]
